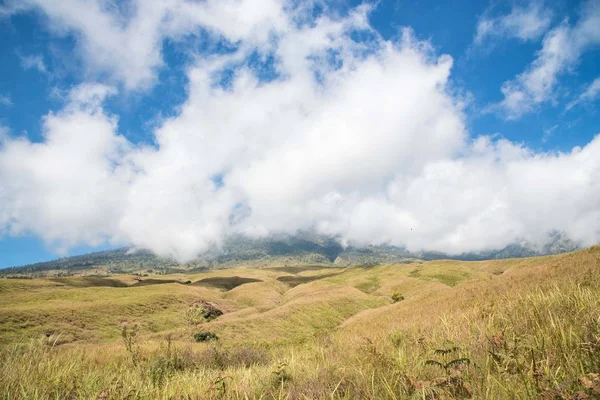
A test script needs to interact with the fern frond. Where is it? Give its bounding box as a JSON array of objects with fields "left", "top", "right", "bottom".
[
  {"left": 434, "top": 346, "right": 459, "bottom": 355},
  {"left": 424, "top": 360, "right": 444, "bottom": 369},
  {"left": 445, "top": 358, "right": 470, "bottom": 369}
]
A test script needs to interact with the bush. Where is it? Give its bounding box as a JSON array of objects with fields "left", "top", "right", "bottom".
[
  {"left": 391, "top": 291, "right": 404, "bottom": 303},
  {"left": 185, "top": 302, "right": 223, "bottom": 325},
  {"left": 148, "top": 337, "right": 185, "bottom": 388},
  {"left": 271, "top": 361, "right": 292, "bottom": 387},
  {"left": 200, "top": 303, "right": 223, "bottom": 320},
  {"left": 121, "top": 324, "right": 141, "bottom": 366},
  {"left": 194, "top": 331, "right": 218, "bottom": 342}
]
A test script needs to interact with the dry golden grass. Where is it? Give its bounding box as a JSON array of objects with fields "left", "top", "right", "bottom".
[{"left": 1, "top": 247, "right": 599, "bottom": 399}]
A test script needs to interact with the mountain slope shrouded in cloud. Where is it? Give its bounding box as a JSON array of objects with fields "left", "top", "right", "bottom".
[
  {"left": 0, "top": 232, "right": 580, "bottom": 274},
  {"left": 0, "top": 1, "right": 599, "bottom": 262}
]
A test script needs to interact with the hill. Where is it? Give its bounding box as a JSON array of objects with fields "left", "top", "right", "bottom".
[
  {"left": 0, "top": 231, "right": 580, "bottom": 276},
  {"left": 0, "top": 246, "right": 599, "bottom": 398}
]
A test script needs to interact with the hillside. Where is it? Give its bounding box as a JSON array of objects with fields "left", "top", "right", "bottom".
[
  {"left": 0, "top": 232, "right": 579, "bottom": 276},
  {"left": 1, "top": 246, "right": 599, "bottom": 399}
]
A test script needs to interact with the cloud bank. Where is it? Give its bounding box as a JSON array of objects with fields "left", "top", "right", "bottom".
[{"left": 0, "top": 1, "right": 599, "bottom": 261}]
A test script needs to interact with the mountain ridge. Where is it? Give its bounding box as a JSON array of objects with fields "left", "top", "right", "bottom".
[{"left": 0, "top": 232, "right": 580, "bottom": 276}]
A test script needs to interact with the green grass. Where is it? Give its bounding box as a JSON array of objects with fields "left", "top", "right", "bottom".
[
  {"left": 428, "top": 272, "right": 467, "bottom": 286},
  {"left": 355, "top": 275, "right": 380, "bottom": 293},
  {"left": 0, "top": 247, "right": 599, "bottom": 398}
]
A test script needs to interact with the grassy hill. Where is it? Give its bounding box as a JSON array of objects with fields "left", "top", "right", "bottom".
[{"left": 1, "top": 246, "right": 599, "bottom": 398}]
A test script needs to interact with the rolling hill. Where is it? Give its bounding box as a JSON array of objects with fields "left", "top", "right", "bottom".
[{"left": 0, "top": 246, "right": 598, "bottom": 399}]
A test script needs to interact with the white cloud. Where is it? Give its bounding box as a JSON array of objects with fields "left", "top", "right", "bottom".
[
  {"left": 566, "top": 77, "right": 600, "bottom": 111},
  {"left": 5, "top": 0, "right": 287, "bottom": 90},
  {"left": 0, "top": 1, "right": 599, "bottom": 260},
  {"left": 0, "top": 83, "right": 130, "bottom": 253},
  {"left": 474, "top": 3, "right": 552, "bottom": 44},
  {"left": 19, "top": 53, "right": 48, "bottom": 74},
  {"left": 493, "top": 2, "right": 600, "bottom": 119},
  {"left": 0, "top": 95, "right": 12, "bottom": 107}
]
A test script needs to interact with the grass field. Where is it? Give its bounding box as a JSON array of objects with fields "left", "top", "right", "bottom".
[{"left": 1, "top": 247, "right": 599, "bottom": 399}]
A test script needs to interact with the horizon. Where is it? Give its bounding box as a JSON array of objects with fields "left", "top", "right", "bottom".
[
  {"left": 0, "top": 230, "right": 581, "bottom": 270},
  {"left": 1, "top": 0, "right": 600, "bottom": 268}
]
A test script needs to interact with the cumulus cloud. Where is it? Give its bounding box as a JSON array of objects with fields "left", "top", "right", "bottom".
[
  {"left": 0, "top": 83, "right": 130, "bottom": 253},
  {"left": 474, "top": 3, "right": 552, "bottom": 45},
  {"left": 493, "top": 1, "right": 600, "bottom": 119},
  {"left": 0, "top": 1, "right": 599, "bottom": 260}
]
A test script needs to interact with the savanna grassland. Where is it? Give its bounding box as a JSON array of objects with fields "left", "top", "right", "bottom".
[{"left": 1, "top": 247, "right": 600, "bottom": 399}]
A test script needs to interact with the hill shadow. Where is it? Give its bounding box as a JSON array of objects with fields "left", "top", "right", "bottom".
[
  {"left": 192, "top": 276, "right": 263, "bottom": 291},
  {"left": 50, "top": 277, "right": 129, "bottom": 288},
  {"left": 266, "top": 265, "right": 335, "bottom": 274},
  {"left": 276, "top": 273, "right": 339, "bottom": 288},
  {"left": 130, "top": 279, "right": 182, "bottom": 287}
]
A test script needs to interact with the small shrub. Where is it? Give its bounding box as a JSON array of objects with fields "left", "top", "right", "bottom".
[
  {"left": 148, "top": 355, "right": 178, "bottom": 388},
  {"left": 423, "top": 345, "right": 472, "bottom": 398},
  {"left": 213, "top": 373, "right": 228, "bottom": 398},
  {"left": 391, "top": 291, "right": 404, "bottom": 303},
  {"left": 272, "top": 361, "right": 292, "bottom": 385},
  {"left": 185, "top": 306, "right": 206, "bottom": 325},
  {"left": 147, "top": 336, "right": 188, "bottom": 388},
  {"left": 200, "top": 303, "right": 223, "bottom": 320},
  {"left": 185, "top": 302, "right": 223, "bottom": 325},
  {"left": 198, "top": 345, "right": 228, "bottom": 369},
  {"left": 121, "top": 324, "right": 141, "bottom": 366},
  {"left": 194, "top": 331, "right": 218, "bottom": 342}
]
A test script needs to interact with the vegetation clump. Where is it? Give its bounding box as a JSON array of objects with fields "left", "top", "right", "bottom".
[
  {"left": 421, "top": 345, "right": 472, "bottom": 398},
  {"left": 148, "top": 336, "right": 186, "bottom": 388},
  {"left": 391, "top": 291, "right": 404, "bottom": 302},
  {"left": 194, "top": 331, "right": 218, "bottom": 342},
  {"left": 121, "top": 324, "right": 141, "bottom": 366},
  {"left": 185, "top": 302, "right": 223, "bottom": 324},
  {"left": 272, "top": 361, "right": 292, "bottom": 385}
]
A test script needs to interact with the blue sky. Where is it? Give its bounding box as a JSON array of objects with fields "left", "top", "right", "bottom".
[{"left": 0, "top": 0, "right": 599, "bottom": 268}]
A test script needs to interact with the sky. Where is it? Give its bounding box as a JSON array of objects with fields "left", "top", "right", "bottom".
[{"left": 0, "top": 0, "right": 599, "bottom": 268}]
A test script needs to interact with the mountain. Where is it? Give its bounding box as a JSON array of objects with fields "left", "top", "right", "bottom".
[{"left": 0, "top": 232, "right": 580, "bottom": 276}]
